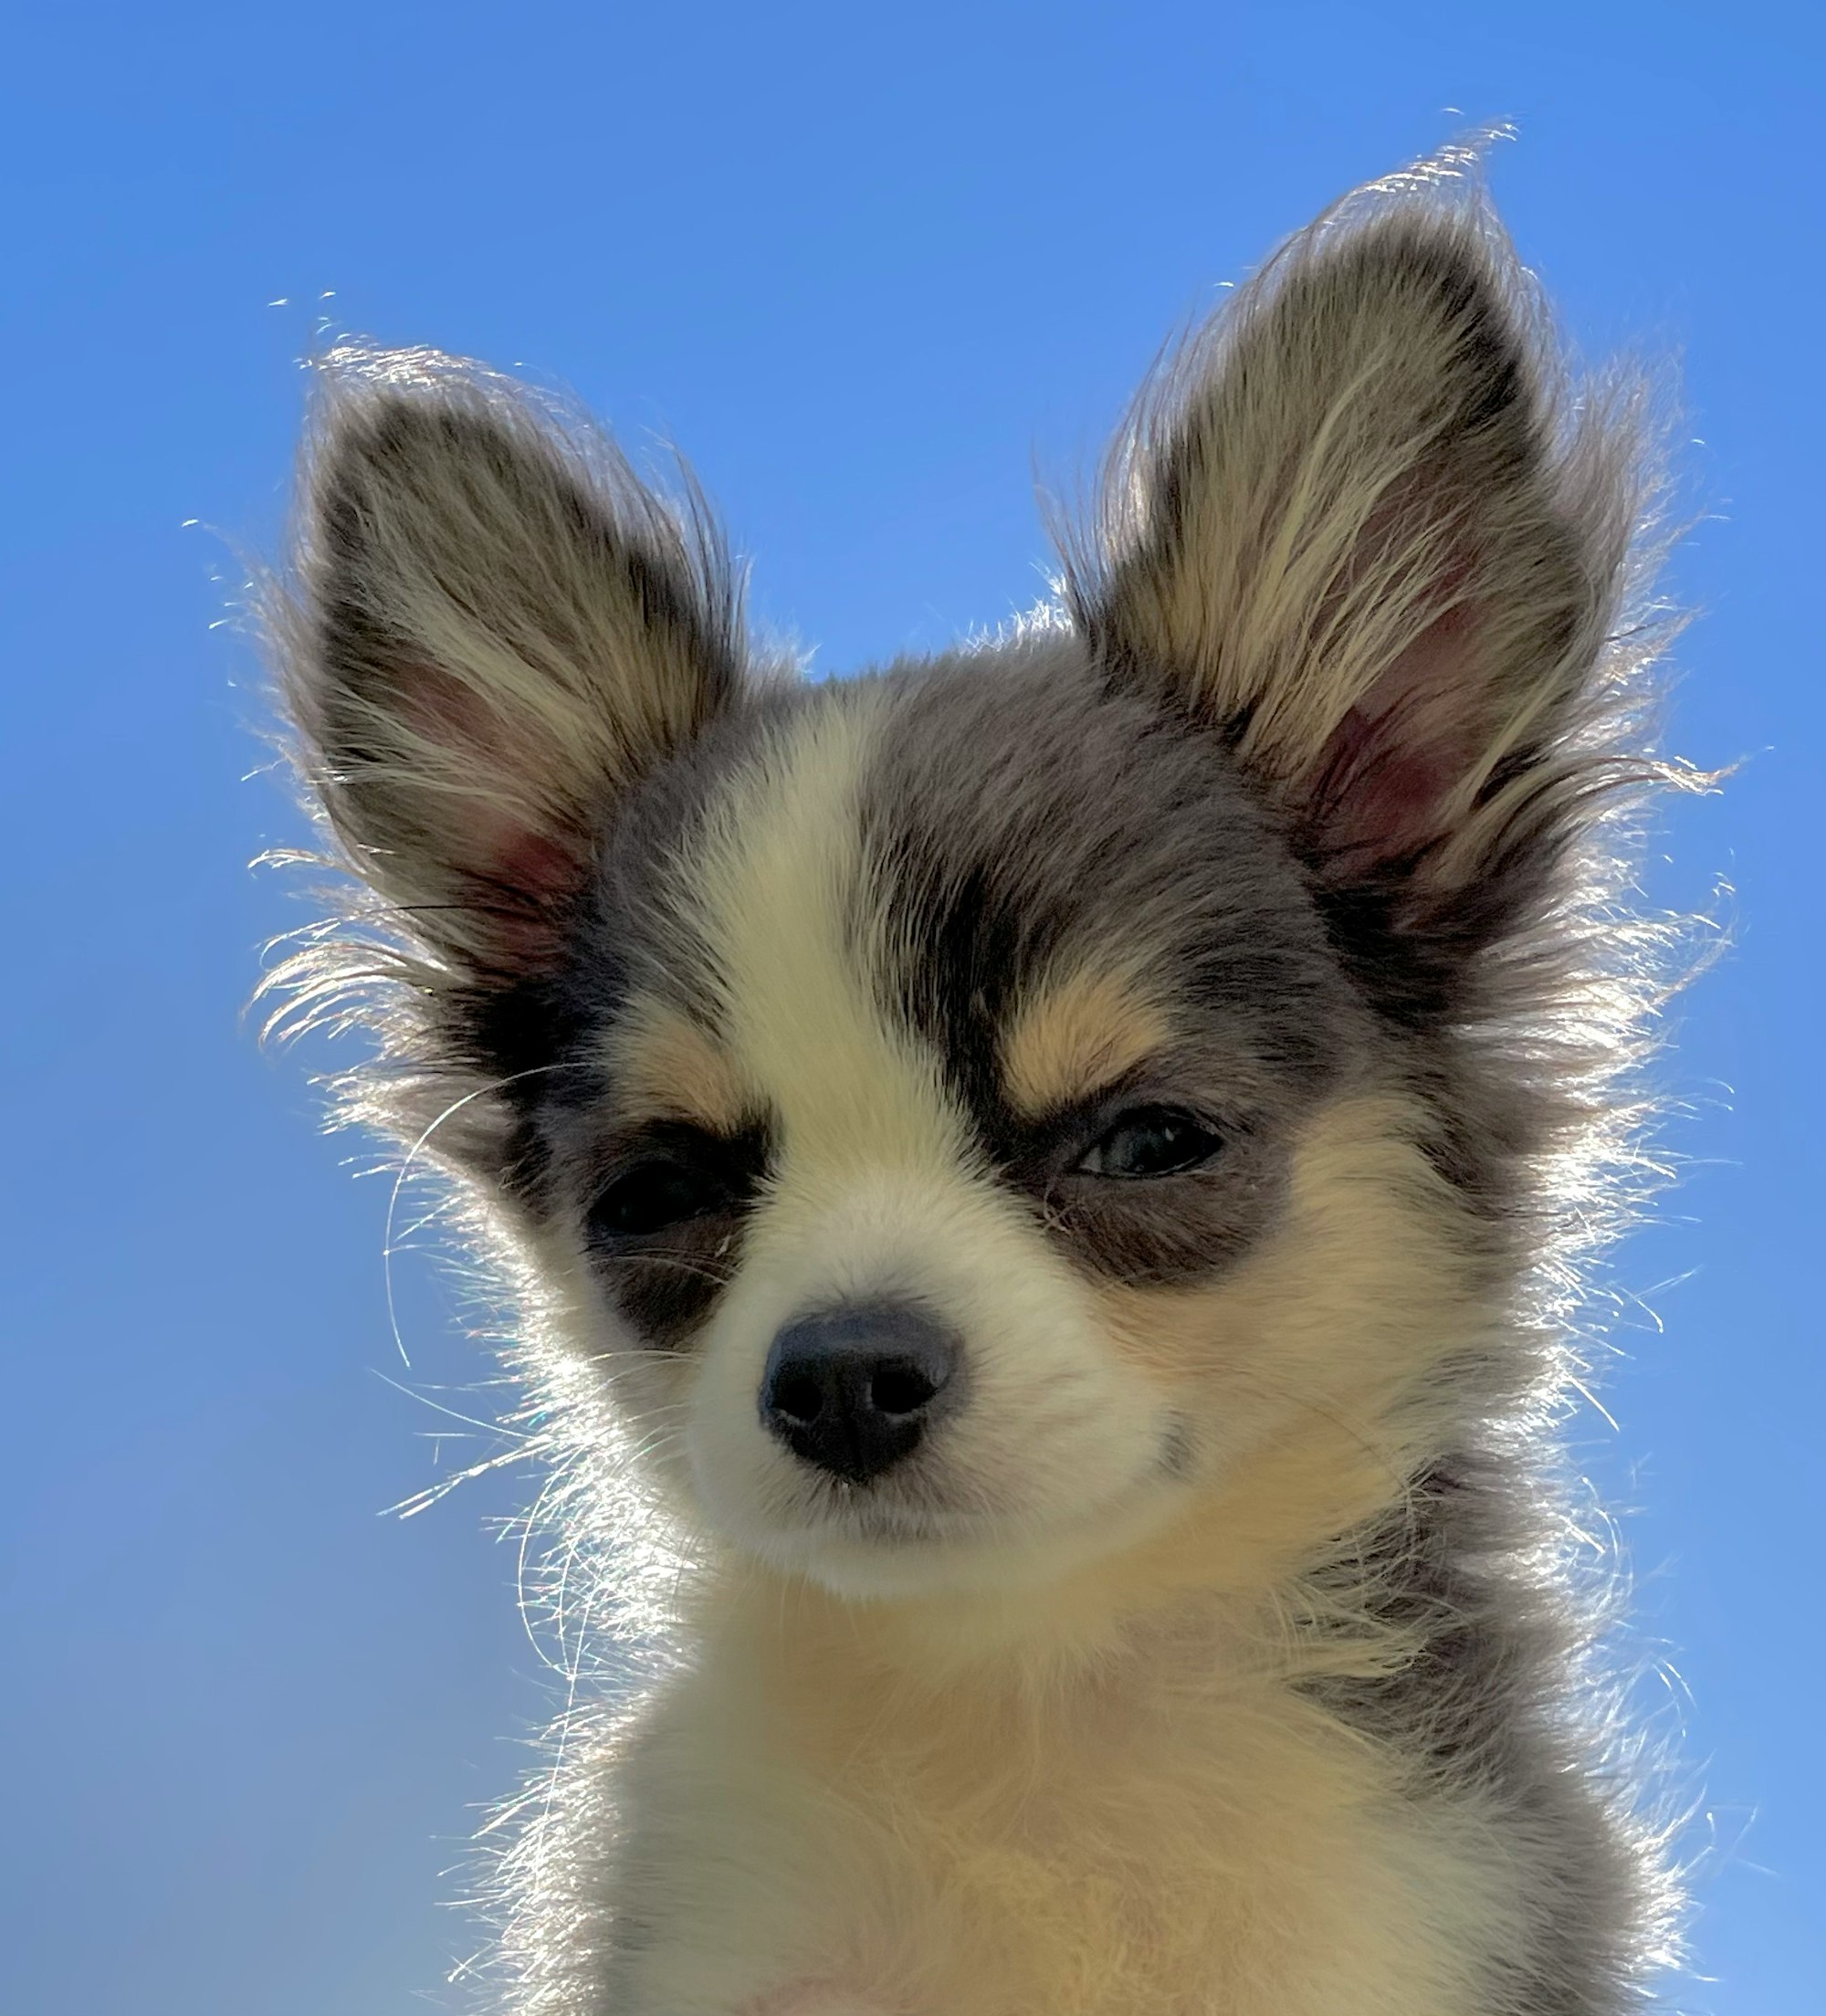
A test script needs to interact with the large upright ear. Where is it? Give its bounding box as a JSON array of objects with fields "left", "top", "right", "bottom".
[
  {"left": 277, "top": 346, "right": 740, "bottom": 982},
  {"left": 1071, "top": 163, "right": 1652, "bottom": 946}
]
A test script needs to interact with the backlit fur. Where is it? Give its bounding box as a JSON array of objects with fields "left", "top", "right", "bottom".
[{"left": 264, "top": 147, "right": 1702, "bottom": 2015}]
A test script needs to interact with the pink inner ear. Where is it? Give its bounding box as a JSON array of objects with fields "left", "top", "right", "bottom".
[
  {"left": 467, "top": 814, "right": 587, "bottom": 948},
  {"left": 1308, "top": 600, "right": 1489, "bottom": 874},
  {"left": 395, "top": 665, "right": 588, "bottom": 963}
]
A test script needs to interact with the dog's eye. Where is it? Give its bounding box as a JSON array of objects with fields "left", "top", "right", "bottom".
[
  {"left": 1075, "top": 1106, "right": 1223, "bottom": 1180},
  {"left": 589, "top": 1159, "right": 733, "bottom": 1241}
]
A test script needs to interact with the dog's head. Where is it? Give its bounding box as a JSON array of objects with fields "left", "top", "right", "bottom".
[{"left": 275, "top": 173, "right": 1657, "bottom": 1601}]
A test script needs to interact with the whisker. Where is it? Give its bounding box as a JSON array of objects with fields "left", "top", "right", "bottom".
[
  {"left": 601, "top": 1251, "right": 736, "bottom": 1288},
  {"left": 381, "top": 1059, "right": 589, "bottom": 1367},
  {"left": 370, "top": 1365, "right": 528, "bottom": 1440}
]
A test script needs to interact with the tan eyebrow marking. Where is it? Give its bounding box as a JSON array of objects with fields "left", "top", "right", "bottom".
[
  {"left": 1000, "top": 966, "right": 1172, "bottom": 1118},
  {"left": 603, "top": 1002, "right": 753, "bottom": 1131}
]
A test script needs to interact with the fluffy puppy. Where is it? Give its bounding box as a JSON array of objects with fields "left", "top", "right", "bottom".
[{"left": 267, "top": 150, "right": 1696, "bottom": 2015}]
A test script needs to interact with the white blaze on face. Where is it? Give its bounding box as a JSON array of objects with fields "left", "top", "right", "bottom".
[{"left": 672, "top": 689, "right": 1180, "bottom": 1595}]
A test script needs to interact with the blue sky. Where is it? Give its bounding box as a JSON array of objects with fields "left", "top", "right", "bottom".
[{"left": 2, "top": 4, "right": 1819, "bottom": 2011}]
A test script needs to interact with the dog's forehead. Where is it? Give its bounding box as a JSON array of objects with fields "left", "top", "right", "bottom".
[
  {"left": 584, "top": 643, "right": 1349, "bottom": 1114},
  {"left": 859, "top": 652, "right": 1338, "bottom": 1050}
]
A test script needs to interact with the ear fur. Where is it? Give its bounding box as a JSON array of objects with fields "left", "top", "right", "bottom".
[
  {"left": 278, "top": 345, "right": 740, "bottom": 982},
  {"left": 1069, "top": 154, "right": 1660, "bottom": 950}
]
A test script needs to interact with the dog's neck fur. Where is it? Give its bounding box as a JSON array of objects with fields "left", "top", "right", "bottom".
[{"left": 625, "top": 1464, "right": 1588, "bottom": 2015}]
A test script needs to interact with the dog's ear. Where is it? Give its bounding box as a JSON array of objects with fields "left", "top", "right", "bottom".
[
  {"left": 279, "top": 349, "right": 740, "bottom": 982},
  {"left": 1074, "top": 175, "right": 1646, "bottom": 949}
]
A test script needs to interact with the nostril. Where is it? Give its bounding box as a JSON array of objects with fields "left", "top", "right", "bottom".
[
  {"left": 769, "top": 1365, "right": 827, "bottom": 1427},
  {"left": 869, "top": 1358, "right": 943, "bottom": 1418}
]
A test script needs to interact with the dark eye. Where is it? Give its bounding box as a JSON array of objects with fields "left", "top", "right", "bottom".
[
  {"left": 1075, "top": 1106, "right": 1223, "bottom": 1180},
  {"left": 588, "top": 1159, "right": 733, "bottom": 1241}
]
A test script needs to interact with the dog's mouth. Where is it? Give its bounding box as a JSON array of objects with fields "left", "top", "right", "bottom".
[
  {"left": 738, "top": 1411, "right": 1200, "bottom": 1592},
  {"left": 792, "top": 1465, "right": 1004, "bottom": 1547},
  {"left": 809, "top": 1416, "right": 1194, "bottom": 1537},
  {"left": 819, "top": 1492, "right": 991, "bottom": 1549}
]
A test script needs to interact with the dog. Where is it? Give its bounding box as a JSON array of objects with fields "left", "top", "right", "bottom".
[{"left": 265, "top": 148, "right": 1698, "bottom": 2014}]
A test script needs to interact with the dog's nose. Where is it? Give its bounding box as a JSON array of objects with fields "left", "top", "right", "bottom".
[{"left": 760, "top": 1303, "right": 961, "bottom": 1486}]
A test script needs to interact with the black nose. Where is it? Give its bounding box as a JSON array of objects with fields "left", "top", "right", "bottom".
[{"left": 760, "top": 1302, "right": 962, "bottom": 1486}]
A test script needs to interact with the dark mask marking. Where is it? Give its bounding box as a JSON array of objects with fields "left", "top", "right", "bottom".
[{"left": 855, "top": 646, "right": 1359, "bottom": 1285}]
